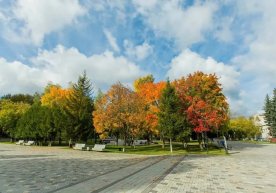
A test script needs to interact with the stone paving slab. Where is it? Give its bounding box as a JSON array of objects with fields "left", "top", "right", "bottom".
[
  {"left": 1, "top": 142, "right": 276, "bottom": 193},
  {"left": 0, "top": 144, "right": 147, "bottom": 193},
  {"left": 148, "top": 142, "right": 276, "bottom": 193},
  {"left": 55, "top": 156, "right": 168, "bottom": 193}
]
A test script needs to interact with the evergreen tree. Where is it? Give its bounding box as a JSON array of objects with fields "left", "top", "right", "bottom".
[
  {"left": 270, "top": 89, "right": 276, "bottom": 137},
  {"left": 264, "top": 94, "right": 272, "bottom": 127},
  {"left": 66, "top": 72, "right": 94, "bottom": 144},
  {"left": 158, "top": 80, "right": 183, "bottom": 153}
]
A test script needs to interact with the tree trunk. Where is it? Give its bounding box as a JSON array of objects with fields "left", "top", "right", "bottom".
[
  {"left": 69, "top": 138, "right": 72, "bottom": 148},
  {"left": 162, "top": 138, "right": 165, "bottom": 149},
  {"left": 170, "top": 138, "right": 173, "bottom": 153}
]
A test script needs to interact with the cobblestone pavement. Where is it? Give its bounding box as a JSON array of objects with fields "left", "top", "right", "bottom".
[
  {"left": 0, "top": 142, "right": 276, "bottom": 193},
  {"left": 148, "top": 142, "right": 276, "bottom": 193},
  {"left": 0, "top": 144, "right": 148, "bottom": 193}
]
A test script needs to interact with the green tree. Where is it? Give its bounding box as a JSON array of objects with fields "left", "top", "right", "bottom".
[
  {"left": 158, "top": 81, "right": 184, "bottom": 152},
  {"left": 0, "top": 100, "right": 30, "bottom": 139},
  {"left": 1, "top": 94, "right": 34, "bottom": 105},
  {"left": 229, "top": 117, "right": 261, "bottom": 139},
  {"left": 16, "top": 104, "right": 57, "bottom": 145},
  {"left": 264, "top": 94, "right": 272, "bottom": 126},
  {"left": 270, "top": 89, "right": 276, "bottom": 137},
  {"left": 66, "top": 72, "right": 94, "bottom": 145}
]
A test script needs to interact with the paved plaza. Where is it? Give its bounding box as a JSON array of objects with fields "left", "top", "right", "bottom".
[{"left": 0, "top": 142, "right": 275, "bottom": 193}]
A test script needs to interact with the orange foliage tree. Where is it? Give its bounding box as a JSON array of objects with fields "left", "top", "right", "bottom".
[
  {"left": 41, "top": 84, "right": 72, "bottom": 108},
  {"left": 174, "top": 72, "right": 229, "bottom": 137},
  {"left": 136, "top": 81, "right": 166, "bottom": 139},
  {"left": 93, "top": 82, "right": 146, "bottom": 145}
]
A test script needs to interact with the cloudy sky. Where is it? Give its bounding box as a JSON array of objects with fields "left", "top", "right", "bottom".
[{"left": 0, "top": 0, "right": 275, "bottom": 116}]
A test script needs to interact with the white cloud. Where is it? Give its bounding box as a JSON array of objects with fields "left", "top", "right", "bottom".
[
  {"left": 103, "top": 29, "right": 120, "bottom": 52},
  {"left": 228, "top": 0, "right": 276, "bottom": 115},
  {"left": 0, "top": 45, "right": 145, "bottom": 96},
  {"left": 2, "top": 0, "right": 85, "bottom": 45},
  {"left": 133, "top": 0, "right": 217, "bottom": 49},
  {"left": 214, "top": 16, "right": 234, "bottom": 42},
  {"left": 167, "top": 49, "right": 239, "bottom": 93},
  {"left": 166, "top": 49, "right": 242, "bottom": 114},
  {"left": 124, "top": 40, "right": 153, "bottom": 61}
]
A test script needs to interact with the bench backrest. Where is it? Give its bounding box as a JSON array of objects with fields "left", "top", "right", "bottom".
[
  {"left": 18, "top": 140, "right": 24, "bottom": 143},
  {"left": 75, "top": 143, "right": 86, "bottom": 148},
  {"left": 28, "top": 141, "right": 34, "bottom": 144},
  {"left": 93, "top": 144, "right": 105, "bottom": 150}
]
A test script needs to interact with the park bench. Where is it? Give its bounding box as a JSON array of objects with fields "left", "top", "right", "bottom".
[
  {"left": 24, "top": 141, "right": 35, "bottom": 146},
  {"left": 92, "top": 144, "right": 106, "bottom": 152},
  {"left": 73, "top": 143, "right": 87, "bottom": 151},
  {"left": 15, "top": 140, "right": 24, "bottom": 145}
]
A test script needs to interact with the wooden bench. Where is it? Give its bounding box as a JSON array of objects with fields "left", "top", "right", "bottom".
[
  {"left": 73, "top": 143, "right": 87, "bottom": 150},
  {"left": 92, "top": 144, "right": 106, "bottom": 152},
  {"left": 15, "top": 140, "right": 24, "bottom": 145},
  {"left": 24, "top": 141, "right": 35, "bottom": 146}
]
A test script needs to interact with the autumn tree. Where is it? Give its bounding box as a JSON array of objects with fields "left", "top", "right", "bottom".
[
  {"left": 0, "top": 100, "right": 30, "bottom": 139},
  {"left": 229, "top": 117, "right": 261, "bottom": 139},
  {"left": 66, "top": 72, "right": 94, "bottom": 145},
  {"left": 93, "top": 82, "right": 146, "bottom": 146},
  {"left": 174, "top": 72, "right": 229, "bottom": 148},
  {"left": 136, "top": 81, "right": 166, "bottom": 141},
  {"left": 133, "top": 74, "right": 154, "bottom": 91}
]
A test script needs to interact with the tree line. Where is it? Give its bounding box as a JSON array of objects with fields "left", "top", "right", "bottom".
[{"left": 0, "top": 71, "right": 232, "bottom": 150}]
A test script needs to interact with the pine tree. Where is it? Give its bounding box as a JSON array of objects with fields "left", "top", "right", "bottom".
[
  {"left": 264, "top": 94, "right": 272, "bottom": 126},
  {"left": 270, "top": 89, "right": 276, "bottom": 137},
  {"left": 66, "top": 72, "right": 94, "bottom": 144},
  {"left": 158, "top": 80, "right": 183, "bottom": 153}
]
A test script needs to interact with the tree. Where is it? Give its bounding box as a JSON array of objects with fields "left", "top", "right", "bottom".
[
  {"left": 269, "top": 89, "right": 276, "bottom": 137},
  {"left": 133, "top": 74, "right": 154, "bottom": 91},
  {"left": 229, "top": 117, "right": 261, "bottom": 139},
  {"left": 136, "top": 81, "right": 166, "bottom": 139},
  {"left": 158, "top": 81, "right": 184, "bottom": 152},
  {"left": 0, "top": 100, "right": 30, "bottom": 139},
  {"left": 264, "top": 94, "right": 272, "bottom": 127},
  {"left": 41, "top": 84, "right": 72, "bottom": 108},
  {"left": 174, "top": 72, "right": 229, "bottom": 148},
  {"left": 93, "top": 83, "right": 146, "bottom": 146},
  {"left": 1, "top": 94, "right": 34, "bottom": 104},
  {"left": 65, "top": 72, "right": 94, "bottom": 144}
]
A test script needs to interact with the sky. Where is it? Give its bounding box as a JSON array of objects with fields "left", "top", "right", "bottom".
[{"left": 0, "top": 0, "right": 275, "bottom": 116}]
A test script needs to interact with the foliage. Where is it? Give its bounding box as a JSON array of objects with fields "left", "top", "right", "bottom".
[
  {"left": 136, "top": 81, "right": 166, "bottom": 136},
  {"left": 174, "top": 72, "right": 229, "bottom": 134},
  {"left": 264, "top": 90, "right": 276, "bottom": 137},
  {"left": 41, "top": 84, "right": 72, "bottom": 108},
  {"left": 93, "top": 82, "right": 146, "bottom": 144},
  {"left": 158, "top": 81, "right": 186, "bottom": 151},
  {"left": 1, "top": 94, "right": 34, "bottom": 105},
  {"left": 229, "top": 117, "right": 261, "bottom": 139},
  {"left": 0, "top": 100, "right": 30, "bottom": 138},
  {"left": 65, "top": 72, "right": 94, "bottom": 142},
  {"left": 16, "top": 104, "right": 54, "bottom": 142},
  {"left": 133, "top": 74, "right": 154, "bottom": 91}
]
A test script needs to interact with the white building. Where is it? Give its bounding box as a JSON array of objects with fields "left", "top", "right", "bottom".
[{"left": 253, "top": 114, "right": 271, "bottom": 140}]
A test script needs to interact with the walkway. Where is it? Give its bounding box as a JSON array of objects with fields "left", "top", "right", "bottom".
[{"left": 0, "top": 142, "right": 275, "bottom": 193}]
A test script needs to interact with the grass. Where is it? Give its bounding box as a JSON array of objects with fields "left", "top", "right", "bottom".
[
  {"left": 0, "top": 140, "right": 226, "bottom": 155},
  {"left": 105, "top": 142, "right": 226, "bottom": 156},
  {"left": 241, "top": 140, "right": 276, "bottom": 145}
]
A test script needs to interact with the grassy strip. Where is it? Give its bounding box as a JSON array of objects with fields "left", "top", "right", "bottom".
[{"left": 105, "top": 142, "right": 225, "bottom": 156}]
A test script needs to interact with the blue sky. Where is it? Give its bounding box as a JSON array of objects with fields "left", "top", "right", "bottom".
[{"left": 0, "top": 0, "right": 276, "bottom": 116}]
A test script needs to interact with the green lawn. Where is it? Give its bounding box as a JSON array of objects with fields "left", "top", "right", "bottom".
[{"left": 105, "top": 142, "right": 226, "bottom": 156}]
